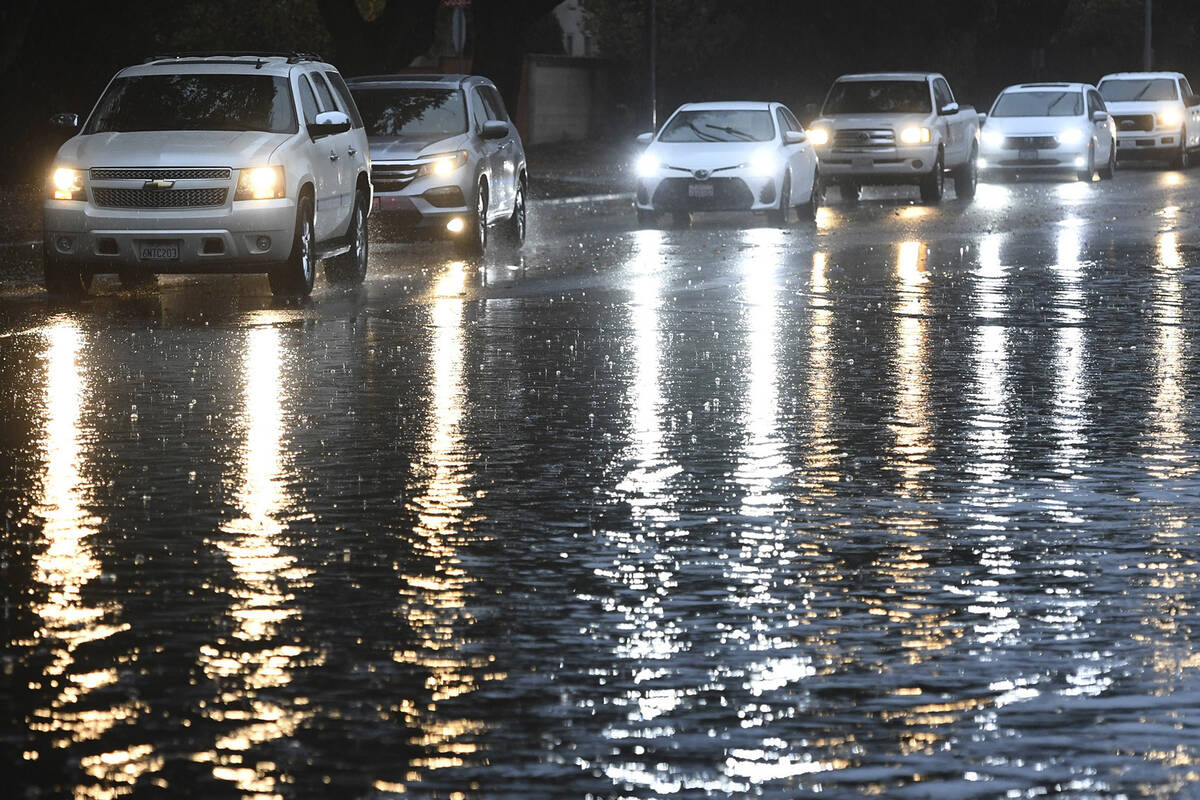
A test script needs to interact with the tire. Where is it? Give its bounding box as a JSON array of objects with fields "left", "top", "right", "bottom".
[
  {"left": 269, "top": 193, "right": 316, "bottom": 297},
  {"left": 953, "top": 147, "right": 978, "bottom": 199},
  {"left": 118, "top": 269, "right": 158, "bottom": 291},
  {"left": 325, "top": 188, "right": 369, "bottom": 287},
  {"left": 1076, "top": 144, "right": 1096, "bottom": 181},
  {"left": 919, "top": 153, "right": 945, "bottom": 203},
  {"left": 1168, "top": 131, "right": 1188, "bottom": 169},
  {"left": 797, "top": 168, "right": 822, "bottom": 221},
  {"left": 671, "top": 211, "right": 692, "bottom": 228},
  {"left": 1098, "top": 143, "right": 1116, "bottom": 180},
  {"left": 767, "top": 173, "right": 790, "bottom": 226},
  {"left": 457, "top": 183, "right": 488, "bottom": 258},
  {"left": 501, "top": 180, "right": 527, "bottom": 246},
  {"left": 43, "top": 247, "right": 91, "bottom": 298},
  {"left": 840, "top": 181, "right": 861, "bottom": 203},
  {"left": 636, "top": 208, "right": 659, "bottom": 228}
]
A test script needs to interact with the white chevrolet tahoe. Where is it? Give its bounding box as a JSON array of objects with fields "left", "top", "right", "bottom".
[
  {"left": 43, "top": 52, "right": 372, "bottom": 298},
  {"left": 1097, "top": 71, "right": 1200, "bottom": 168},
  {"left": 808, "top": 72, "right": 979, "bottom": 203}
]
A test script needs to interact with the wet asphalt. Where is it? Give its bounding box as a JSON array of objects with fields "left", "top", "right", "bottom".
[{"left": 4, "top": 165, "right": 1200, "bottom": 798}]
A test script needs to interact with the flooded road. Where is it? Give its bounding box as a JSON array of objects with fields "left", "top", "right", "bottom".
[{"left": 4, "top": 168, "right": 1200, "bottom": 798}]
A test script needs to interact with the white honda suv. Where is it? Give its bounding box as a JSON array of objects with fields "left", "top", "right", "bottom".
[{"left": 43, "top": 51, "right": 372, "bottom": 297}]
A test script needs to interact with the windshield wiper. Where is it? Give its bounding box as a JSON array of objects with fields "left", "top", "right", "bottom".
[
  {"left": 686, "top": 121, "right": 722, "bottom": 142},
  {"left": 1133, "top": 82, "right": 1152, "bottom": 100},
  {"left": 705, "top": 123, "right": 754, "bottom": 141},
  {"left": 1046, "top": 92, "right": 1072, "bottom": 114}
]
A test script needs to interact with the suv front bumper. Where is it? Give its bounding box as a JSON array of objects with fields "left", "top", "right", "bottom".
[{"left": 43, "top": 198, "right": 297, "bottom": 272}]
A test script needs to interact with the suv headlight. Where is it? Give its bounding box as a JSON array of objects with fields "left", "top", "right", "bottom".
[
  {"left": 808, "top": 128, "right": 829, "bottom": 146},
  {"left": 51, "top": 167, "right": 85, "bottom": 201},
  {"left": 1056, "top": 129, "right": 1084, "bottom": 146},
  {"left": 899, "top": 126, "right": 931, "bottom": 145},
  {"left": 1157, "top": 109, "right": 1183, "bottom": 128},
  {"left": 235, "top": 166, "right": 285, "bottom": 200},
  {"left": 981, "top": 130, "right": 1004, "bottom": 148},
  {"left": 418, "top": 151, "right": 469, "bottom": 177}
]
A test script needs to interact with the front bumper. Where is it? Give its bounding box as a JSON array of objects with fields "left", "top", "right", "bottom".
[
  {"left": 978, "top": 142, "right": 1090, "bottom": 172},
  {"left": 43, "top": 198, "right": 297, "bottom": 273},
  {"left": 371, "top": 192, "right": 470, "bottom": 234},
  {"left": 635, "top": 172, "right": 779, "bottom": 213},
  {"left": 815, "top": 144, "right": 938, "bottom": 183},
  {"left": 1114, "top": 130, "right": 1182, "bottom": 159}
]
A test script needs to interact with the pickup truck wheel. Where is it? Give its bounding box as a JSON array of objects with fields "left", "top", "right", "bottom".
[
  {"left": 919, "top": 154, "right": 945, "bottom": 203},
  {"left": 1168, "top": 133, "right": 1188, "bottom": 169},
  {"left": 1099, "top": 144, "right": 1116, "bottom": 179},
  {"left": 269, "top": 193, "right": 316, "bottom": 297},
  {"left": 953, "top": 147, "right": 978, "bottom": 200},
  {"left": 840, "top": 181, "right": 861, "bottom": 203},
  {"left": 767, "top": 173, "right": 790, "bottom": 226},
  {"left": 798, "top": 169, "right": 822, "bottom": 221},
  {"left": 1077, "top": 145, "right": 1096, "bottom": 181},
  {"left": 325, "top": 188, "right": 369, "bottom": 287},
  {"left": 43, "top": 248, "right": 91, "bottom": 299}
]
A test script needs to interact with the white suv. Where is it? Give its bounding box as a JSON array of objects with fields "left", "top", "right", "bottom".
[{"left": 44, "top": 51, "right": 372, "bottom": 297}]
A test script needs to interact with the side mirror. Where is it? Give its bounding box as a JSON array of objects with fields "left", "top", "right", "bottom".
[
  {"left": 481, "top": 120, "right": 510, "bottom": 140},
  {"left": 1091, "top": 110, "right": 1109, "bottom": 122},
  {"left": 977, "top": 112, "right": 988, "bottom": 124},
  {"left": 938, "top": 102, "right": 959, "bottom": 116},
  {"left": 51, "top": 112, "right": 80, "bottom": 131},
  {"left": 1189, "top": 94, "right": 1200, "bottom": 107},
  {"left": 783, "top": 130, "right": 807, "bottom": 145},
  {"left": 309, "top": 110, "right": 351, "bottom": 137},
  {"left": 635, "top": 131, "right": 654, "bottom": 145}
]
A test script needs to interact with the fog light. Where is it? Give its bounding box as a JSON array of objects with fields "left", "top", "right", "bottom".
[
  {"left": 446, "top": 217, "right": 465, "bottom": 233},
  {"left": 256, "top": 235, "right": 271, "bottom": 250},
  {"left": 978, "top": 158, "right": 988, "bottom": 169},
  {"left": 912, "top": 159, "right": 924, "bottom": 170},
  {"left": 56, "top": 236, "right": 72, "bottom": 253}
]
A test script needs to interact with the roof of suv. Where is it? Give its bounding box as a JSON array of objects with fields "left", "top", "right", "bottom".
[
  {"left": 130, "top": 53, "right": 331, "bottom": 78},
  {"left": 346, "top": 74, "right": 493, "bottom": 90},
  {"left": 1099, "top": 71, "right": 1184, "bottom": 81},
  {"left": 1008, "top": 82, "right": 1092, "bottom": 92},
  {"left": 836, "top": 72, "right": 940, "bottom": 82}
]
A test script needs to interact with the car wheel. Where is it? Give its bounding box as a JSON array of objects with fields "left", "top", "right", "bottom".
[
  {"left": 919, "top": 153, "right": 945, "bottom": 203},
  {"left": 1077, "top": 144, "right": 1096, "bottom": 181},
  {"left": 118, "top": 269, "right": 158, "bottom": 291},
  {"left": 636, "top": 208, "right": 659, "bottom": 228},
  {"left": 43, "top": 247, "right": 91, "bottom": 298},
  {"left": 502, "top": 180, "right": 527, "bottom": 246},
  {"left": 797, "top": 168, "right": 822, "bottom": 221},
  {"left": 269, "top": 193, "right": 316, "bottom": 297},
  {"left": 767, "top": 172, "right": 790, "bottom": 226},
  {"left": 326, "top": 188, "right": 369, "bottom": 287},
  {"left": 1168, "top": 131, "right": 1188, "bottom": 169},
  {"left": 953, "top": 146, "right": 978, "bottom": 199},
  {"left": 457, "top": 183, "right": 488, "bottom": 258},
  {"left": 840, "top": 181, "right": 861, "bottom": 203},
  {"left": 1099, "top": 143, "right": 1116, "bottom": 180}
]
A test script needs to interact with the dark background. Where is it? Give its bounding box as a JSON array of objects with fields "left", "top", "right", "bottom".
[{"left": 3, "top": 0, "right": 1200, "bottom": 181}]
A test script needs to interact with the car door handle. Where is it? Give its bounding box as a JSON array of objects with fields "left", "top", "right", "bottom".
[
  {"left": 347, "top": 146, "right": 357, "bottom": 156},
  {"left": 329, "top": 150, "right": 339, "bottom": 161}
]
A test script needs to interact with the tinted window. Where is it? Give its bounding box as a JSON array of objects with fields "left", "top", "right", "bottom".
[
  {"left": 326, "top": 71, "right": 364, "bottom": 128},
  {"left": 990, "top": 90, "right": 1083, "bottom": 117},
  {"left": 84, "top": 74, "right": 297, "bottom": 134},
  {"left": 823, "top": 81, "right": 932, "bottom": 115},
  {"left": 1098, "top": 78, "right": 1179, "bottom": 102},
  {"left": 480, "top": 86, "right": 509, "bottom": 122},
  {"left": 350, "top": 87, "right": 467, "bottom": 137},
  {"left": 298, "top": 75, "right": 320, "bottom": 125},
  {"left": 659, "top": 109, "right": 775, "bottom": 143},
  {"left": 310, "top": 72, "right": 338, "bottom": 112}
]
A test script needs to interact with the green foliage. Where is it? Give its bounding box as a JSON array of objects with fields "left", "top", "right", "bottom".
[{"left": 164, "top": 0, "right": 331, "bottom": 54}]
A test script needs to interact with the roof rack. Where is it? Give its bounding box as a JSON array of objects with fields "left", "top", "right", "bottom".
[
  {"left": 144, "top": 51, "right": 324, "bottom": 66},
  {"left": 347, "top": 73, "right": 471, "bottom": 88}
]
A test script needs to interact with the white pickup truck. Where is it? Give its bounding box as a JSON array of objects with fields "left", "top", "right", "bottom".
[
  {"left": 1097, "top": 71, "right": 1200, "bottom": 168},
  {"left": 808, "top": 72, "right": 979, "bottom": 203}
]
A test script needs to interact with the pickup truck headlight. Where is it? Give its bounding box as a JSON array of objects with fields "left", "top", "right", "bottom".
[
  {"left": 808, "top": 128, "right": 830, "bottom": 146},
  {"left": 899, "top": 126, "right": 931, "bottom": 145},
  {"left": 51, "top": 167, "right": 86, "bottom": 201},
  {"left": 636, "top": 153, "right": 661, "bottom": 178},
  {"left": 1056, "top": 129, "right": 1084, "bottom": 146},
  {"left": 981, "top": 130, "right": 1005, "bottom": 148},
  {"left": 235, "top": 166, "right": 285, "bottom": 200},
  {"left": 417, "top": 151, "right": 469, "bottom": 177},
  {"left": 1157, "top": 108, "right": 1183, "bottom": 128}
]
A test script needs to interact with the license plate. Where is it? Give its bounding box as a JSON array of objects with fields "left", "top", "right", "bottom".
[
  {"left": 688, "top": 182, "right": 714, "bottom": 198},
  {"left": 1019, "top": 149, "right": 1037, "bottom": 161},
  {"left": 137, "top": 241, "right": 180, "bottom": 261},
  {"left": 852, "top": 156, "right": 872, "bottom": 170}
]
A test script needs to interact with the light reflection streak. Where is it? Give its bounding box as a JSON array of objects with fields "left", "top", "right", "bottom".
[
  {"left": 196, "top": 325, "right": 316, "bottom": 799},
  {"left": 1051, "top": 227, "right": 1087, "bottom": 476},
  {"left": 800, "top": 252, "right": 839, "bottom": 496},
  {"left": 969, "top": 234, "right": 1012, "bottom": 482},
  {"left": 29, "top": 322, "right": 159, "bottom": 797},
  {"left": 891, "top": 241, "right": 932, "bottom": 493},
  {"left": 386, "top": 260, "right": 494, "bottom": 792}
]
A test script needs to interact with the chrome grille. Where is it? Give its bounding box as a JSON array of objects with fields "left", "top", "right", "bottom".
[
  {"left": 92, "top": 188, "right": 228, "bottom": 208},
  {"left": 1004, "top": 136, "right": 1059, "bottom": 149},
  {"left": 90, "top": 167, "right": 231, "bottom": 181},
  {"left": 1114, "top": 114, "right": 1154, "bottom": 132},
  {"left": 371, "top": 163, "right": 419, "bottom": 192},
  {"left": 832, "top": 128, "right": 896, "bottom": 149}
]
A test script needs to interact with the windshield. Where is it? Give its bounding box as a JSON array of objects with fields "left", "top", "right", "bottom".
[
  {"left": 350, "top": 88, "right": 467, "bottom": 137},
  {"left": 658, "top": 109, "right": 775, "bottom": 143},
  {"left": 1098, "top": 78, "right": 1179, "bottom": 102},
  {"left": 84, "top": 74, "right": 296, "bottom": 134},
  {"left": 822, "top": 80, "right": 932, "bottom": 115},
  {"left": 991, "top": 90, "right": 1084, "bottom": 117}
]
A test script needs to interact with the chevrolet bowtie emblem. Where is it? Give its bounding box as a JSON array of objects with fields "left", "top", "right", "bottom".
[{"left": 144, "top": 179, "right": 175, "bottom": 190}]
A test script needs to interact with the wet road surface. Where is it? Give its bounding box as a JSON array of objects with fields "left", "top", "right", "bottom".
[{"left": 4, "top": 168, "right": 1200, "bottom": 798}]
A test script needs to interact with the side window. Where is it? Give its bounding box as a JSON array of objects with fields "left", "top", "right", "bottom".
[
  {"left": 298, "top": 75, "right": 320, "bottom": 125},
  {"left": 481, "top": 86, "right": 510, "bottom": 122},
  {"left": 310, "top": 72, "right": 338, "bottom": 113},
  {"left": 775, "top": 108, "right": 790, "bottom": 137},
  {"left": 325, "top": 71, "right": 364, "bottom": 129},
  {"left": 1089, "top": 91, "right": 1105, "bottom": 114},
  {"left": 783, "top": 107, "right": 803, "bottom": 132},
  {"left": 1180, "top": 78, "right": 1194, "bottom": 99},
  {"left": 469, "top": 88, "right": 490, "bottom": 129},
  {"left": 933, "top": 79, "right": 954, "bottom": 109}
]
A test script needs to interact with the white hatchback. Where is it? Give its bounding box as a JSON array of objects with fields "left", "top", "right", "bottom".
[
  {"left": 979, "top": 82, "right": 1116, "bottom": 181},
  {"left": 634, "top": 102, "right": 820, "bottom": 226}
]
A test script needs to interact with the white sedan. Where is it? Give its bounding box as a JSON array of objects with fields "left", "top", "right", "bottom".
[
  {"left": 634, "top": 101, "right": 821, "bottom": 226},
  {"left": 978, "top": 82, "right": 1117, "bottom": 181}
]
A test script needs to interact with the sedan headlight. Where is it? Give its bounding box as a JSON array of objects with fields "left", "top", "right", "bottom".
[
  {"left": 51, "top": 167, "right": 85, "bottom": 201},
  {"left": 981, "top": 130, "right": 1005, "bottom": 148},
  {"left": 1157, "top": 108, "right": 1184, "bottom": 129},
  {"left": 636, "top": 152, "right": 661, "bottom": 178},
  {"left": 899, "top": 126, "right": 931, "bottom": 145},
  {"left": 417, "top": 150, "right": 469, "bottom": 177},
  {"left": 747, "top": 149, "right": 777, "bottom": 176},
  {"left": 235, "top": 166, "right": 285, "bottom": 200},
  {"left": 808, "top": 128, "right": 830, "bottom": 146},
  {"left": 1056, "top": 129, "right": 1084, "bottom": 146}
]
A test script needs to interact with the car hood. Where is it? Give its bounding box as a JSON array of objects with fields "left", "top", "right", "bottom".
[
  {"left": 647, "top": 141, "right": 769, "bottom": 170},
  {"left": 367, "top": 133, "right": 472, "bottom": 161},
  {"left": 1103, "top": 100, "right": 1180, "bottom": 114},
  {"left": 982, "top": 116, "right": 1086, "bottom": 136},
  {"left": 55, "top": 130, "right": 290, "bottom": 168}
]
